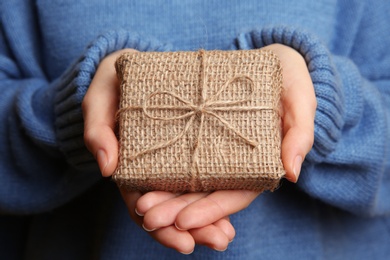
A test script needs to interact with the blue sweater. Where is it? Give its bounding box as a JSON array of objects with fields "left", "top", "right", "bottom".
[{"left": 1, "top": 0, "right": 390, "bottom": 259}]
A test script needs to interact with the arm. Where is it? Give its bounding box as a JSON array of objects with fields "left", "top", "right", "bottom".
[
  {"left": 0, "top": 1, "right": 92, "bottom": 214},
  {"left": 234, "top": 1, "right": 390, "bottom": 216},
  {"left": 0, "top": 1, "right": 171, "bottom": 214}
]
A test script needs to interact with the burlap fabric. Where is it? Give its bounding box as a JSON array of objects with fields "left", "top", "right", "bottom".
[{"left": 114, "top": 49, "right": 285, "bottom": 192}]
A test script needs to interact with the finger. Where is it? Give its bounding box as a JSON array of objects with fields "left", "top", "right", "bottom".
[
  {"left": 175, "top": 190, "right": 260, "bottom": 230},
  {"left": 281, "top": 123, "right": 314, "bottom": 183},
  {"left": 119, "top": 188, "right": 143, "bottom": 225},
  {"left": 280, "top": 58, "right": 316, "bottom": 183},
  {"left": 281, "top": 90, "right": 316, "bottom": 182},
  {"left": 82, "top": 49, "right": 137, "bottom": 177},
  {"left": 120, "top": 189, "right": 195, "bottom": 254},
  {"left": 213, "top": 216, "right": 236, "bottom": 243},
  {"left": 135, "top": 191, "right": 179, "bottom": 216},
  {"left": 189, "top": 224, "right": 231, "bottom": 252},
  {"left": 263, "top": 44, "right": 316, "bottom": 182},
  {"left": 151, "top": 226, "right": 195, "bottom": 255},
  {"left": 142, "top": 192, "right": 209, "bottom": 231},
  {"left": 82, "top": 69, "right": 119, "bottom": 176}
]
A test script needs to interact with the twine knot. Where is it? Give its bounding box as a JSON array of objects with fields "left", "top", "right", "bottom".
[{"left": 194, "top": 104, "right": 205, "bottom": 115}]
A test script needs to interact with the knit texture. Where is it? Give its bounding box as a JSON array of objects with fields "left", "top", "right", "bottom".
[
  {"left": 1, "top": 0, "right": 390, "bottom": 259},
  {"left": 114, "top": 50, "right": 284, "bottom": 192}
]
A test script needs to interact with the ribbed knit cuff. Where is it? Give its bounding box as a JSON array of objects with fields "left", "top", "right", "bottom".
[
  {"left": 234, "top": 26, "right": 345, "bottom": 163},
  {"left": 54, "top": 30, "right": 172, "bottom": 170}
]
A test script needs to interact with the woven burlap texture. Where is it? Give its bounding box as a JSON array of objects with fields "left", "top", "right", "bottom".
[{"left": 114, "top": 49, "right": 285, "bottom": 192}]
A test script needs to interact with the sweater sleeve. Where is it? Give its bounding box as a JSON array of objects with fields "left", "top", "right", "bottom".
[
  {"left": 233, "top": 11, "right": 390, "bottom": 216},
  {"left": 0, "top": 10, "right": 171, "bottom": 215}
]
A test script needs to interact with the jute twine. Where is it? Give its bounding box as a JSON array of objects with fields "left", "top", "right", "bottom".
[{"left": 114, "top": 49, "right": 285, "bottom": 192}]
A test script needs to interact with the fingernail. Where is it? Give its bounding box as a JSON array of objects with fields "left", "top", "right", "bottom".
[
  {"left": 135, "top": 208, "right": 144, "bottom": 217},
  {"left": 174, "top": 222, "right": 186, "bottom": 231},
  {"left": 96, "top": 149, "right": 108, "bottom": 174},
  {"left": 293, "top": 155, "right": 303, "bottom": 182},
  {"left": 142, "top": 223, "right": 156, "bottom": 232},
  {"left": 214, "top": 247, "right": 228, "bottom": 252},
  {"left": 179, "top": 249, "right": 194, "bottom": 255}
]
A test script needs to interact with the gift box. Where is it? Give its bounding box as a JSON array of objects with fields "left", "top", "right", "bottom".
[{"left": 114, "top": 49, "right": 285, "bottom": 192}]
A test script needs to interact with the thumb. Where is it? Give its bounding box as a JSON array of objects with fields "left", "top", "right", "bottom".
[
  {"left": 82, "top": 50, "right": 134, "bottom": 176},
  {"left": 281, "top": 124, "right": 314, "bottom": 183},
  {"left": 82, "top": 49, "right": 139, "bottom": 177},
  {"left": 280, "top": 62, "right": 316, "bottom": 182},
  {"left": 264, "top": 44, "right": 316, "bottom": 182},
  {"left": 84, "top": 125, "right": 119, "bottom": 177},
  {"left": 82, "top": 62, "right": 119, "bottom": 177}
]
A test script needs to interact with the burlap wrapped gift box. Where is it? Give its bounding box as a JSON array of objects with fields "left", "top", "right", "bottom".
[{"left": 114, "top": 49, "right": 285, "bottom": 192}]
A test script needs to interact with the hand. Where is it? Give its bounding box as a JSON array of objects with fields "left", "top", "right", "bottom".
[
  {"left": 82, "top": 44, "right": 316, "bottom": 254},
  {"left": 119, "top": 190, "right": 241, "bottom": 253}
]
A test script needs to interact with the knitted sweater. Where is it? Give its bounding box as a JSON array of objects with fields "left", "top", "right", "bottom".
[{"left": 1, "top": 0, "right": 389, "bottom": 259}]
